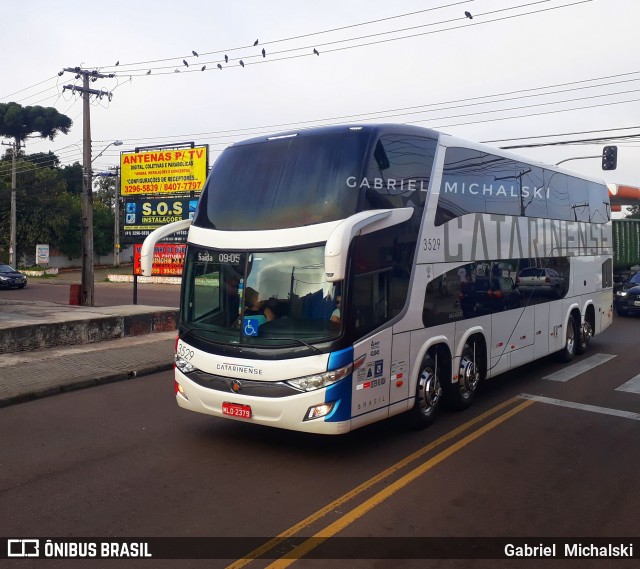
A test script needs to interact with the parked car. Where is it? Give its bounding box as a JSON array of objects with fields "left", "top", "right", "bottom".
[
  {"left": 459, "top": 276, "right": 520, "bottom": 317},
  {"left": 0, "top": 264, "right": 27, "bottom": 289},
  {"left": 614, "top": 271, "right": 640, "bottom": 316},
  {"left": 516, "top": 267, "right": 565, "bottom": 298}
]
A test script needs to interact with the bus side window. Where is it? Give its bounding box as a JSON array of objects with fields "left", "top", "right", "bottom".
[{"left": 349, "top": 224, "right": 412, "bottom": 336}]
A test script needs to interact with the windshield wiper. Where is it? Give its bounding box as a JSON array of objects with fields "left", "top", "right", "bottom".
[{"left": 265, "top": 336, "right": 322, "bottom": 354}]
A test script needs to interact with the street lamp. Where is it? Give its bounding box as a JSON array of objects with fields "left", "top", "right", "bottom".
[
  {"left": 80, "top": 140, "right": 123, "bottom": 306},
  {"left": 92, "top": 140, "right": 123, "bottom": 164}
]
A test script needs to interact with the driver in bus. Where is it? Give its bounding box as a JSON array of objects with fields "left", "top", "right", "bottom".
[{"left": 245, "top": 287, "right": 275, "bottom": 325}]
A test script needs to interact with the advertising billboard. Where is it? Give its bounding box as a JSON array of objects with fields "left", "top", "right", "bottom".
[
  {"left": 120, "top": 146, "right": 208, "bottom": 196},
  {"left": 122, "top": 197, "right": 198, "bottom": 243},
  {"left": 133, "top": 243, "right": 186, "bottom": 276}
]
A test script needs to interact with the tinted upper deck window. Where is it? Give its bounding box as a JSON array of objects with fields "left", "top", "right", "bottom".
[
  {"left": 364, "top": 135, "right": 437, "bottom": 210},
  {"left": 194, "top": 131, "right": 368, "bottom": 230},
  {"left": 436, "top": 147, "right": 610, "bottom": 225}
]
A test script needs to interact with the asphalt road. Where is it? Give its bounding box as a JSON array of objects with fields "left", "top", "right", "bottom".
[
  {"left": 0, "top": 268, "right": 180, "bottom": 307},
  {"left": 1, "top": 316, "right": 639, "bottom": 568}
]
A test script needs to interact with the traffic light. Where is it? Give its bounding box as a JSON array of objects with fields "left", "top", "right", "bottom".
[{"left": 602, "top": 145, "right": 618, "bottom": 170}]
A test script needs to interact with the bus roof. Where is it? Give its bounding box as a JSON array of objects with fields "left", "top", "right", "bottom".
[
  {"left": 225, "top": 122, "right": 607, "bottom": 186},
  {"left": 228, "top": 123, "right": 442, "bottom": 147}
]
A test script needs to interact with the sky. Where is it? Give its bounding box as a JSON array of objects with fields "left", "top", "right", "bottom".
[{"left": 2, "top": 0, "right": 640, "bottom": 216}]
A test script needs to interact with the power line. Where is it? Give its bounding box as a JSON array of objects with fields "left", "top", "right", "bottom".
[
  {"left": 482, "top": 125, "right": 640, "bottom": 144},
  {"left": 0, "top": 75, "right": 58, "bottom": 102},
  {"left": 93, "top": 0, "right": 588, "bottom": 76},
  {"left": 78, "top": 70, "right": 640, "bottom": 147},
  {"left": 90, "top": 0, "right": 476, "bottom": 70}
]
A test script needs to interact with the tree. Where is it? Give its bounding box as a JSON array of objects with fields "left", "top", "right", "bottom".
[
  {"left": 625, "top": 205, "right": 640, "bottom": 219},
  {"left": 63, "top": 163, "right": 83, "bottom": 195},
  {"left": 93, "top": 173, "right": 116, "bottom": 210},
  {"left": 0, "top": 102, "right": 72, "bottom": 261},
  {"left": 0, "top": 102, "right": 72, "bottom": 147}
]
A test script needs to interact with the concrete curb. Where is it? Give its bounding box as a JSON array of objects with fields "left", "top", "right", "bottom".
[
  {"left": 0, "top": 361, "right": 174, "bottom": 407},
  {"left": 0, "top": 309, "right": 179, "bottom": 354}
]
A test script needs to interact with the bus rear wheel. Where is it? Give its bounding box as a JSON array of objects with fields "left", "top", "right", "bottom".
[
  {"left": 444, "top": 343, "right": 480, "bottom": 411},
  {"left": 408, "top": 356, "right": 442, "bottom": 429},
  {"left": 576, "top": 319, "right": 592, "bottom": 355},
  {"left": 556, "top": 314, "right": 577, "bottom": 362}
]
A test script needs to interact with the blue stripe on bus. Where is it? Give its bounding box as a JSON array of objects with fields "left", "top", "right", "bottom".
[
  {"left": 324, "top": 374, "right": 352, "bottom": 423},
  {"left": 327, "top": 346, "right": 353, "bottom": 370},
  {"left": 324, "top": 347, "right": 354, "bottom": 423}
]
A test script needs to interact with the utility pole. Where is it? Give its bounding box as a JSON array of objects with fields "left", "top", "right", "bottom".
[
  {"left": 62, "top": 68, "right": 114, "bottom": 306},
  {"left": 1, "top": 140, "right": 22, "bottom": 267}
]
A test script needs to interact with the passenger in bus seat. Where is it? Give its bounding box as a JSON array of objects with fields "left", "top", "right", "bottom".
[{"left": 330, "top": 295, "right": 342, "bottom": 323}]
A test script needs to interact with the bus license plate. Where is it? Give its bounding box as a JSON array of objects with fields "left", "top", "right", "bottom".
[{"left": 222, "top": 402, "right": 252, "bottom": 419}]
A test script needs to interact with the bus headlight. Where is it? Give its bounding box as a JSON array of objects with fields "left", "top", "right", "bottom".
[
  {"left": 286, "top": 362, "right": 353, "bottom": 392},
  {"left": 175, "top": 354, "right": 196, "bottom": 373},
  {"left": 304, "top": 402, "right": 335, "bottom": 421}
]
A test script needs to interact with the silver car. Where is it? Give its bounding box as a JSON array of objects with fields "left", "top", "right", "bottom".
[{"left": 516, "top": 267, "right": 565, "bottom": 298}]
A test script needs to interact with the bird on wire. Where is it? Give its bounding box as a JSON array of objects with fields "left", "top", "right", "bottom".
[
  {"left": 192, "top": 50, "right": 199, "bottom": 57},
  {"left": 254, "top": 39, "right": 259, "bottom": 46},
  {"left": 217, "top": 64, "right": 222, "bottom": 70},
  {"left": 174, "top": 69, "right": 180, "bottom": 73},
  {"left": 115, "top": 61, "right": 120, "bottom": 66},
  {"left": 313, "top": 48, "right": 320, "bottom": 56},
  {"left": 183, "top": 59, "right": 189, "bottom": 67},
  {"left": 201, "top": 65, "right": 206, "bottom": 71},
  {"left": 465, "top": 11, "right": 473, "bottom": 19},
  {"left": 239, "top": 60, "right": 245, "bottom": 67},
  {"left": 146, "top": 70, "right": 151, "bottom": 75},
  {"left": 225, "top": 54, "right": 229, "bottom": 63},
  {"left": 262, "top": 48, "right": 266, "bottom": 58}
]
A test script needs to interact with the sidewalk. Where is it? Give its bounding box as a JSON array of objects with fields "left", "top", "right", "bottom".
[
  {"left": 0, "top": 331, "right": 176, "bottom": 407},
  {"left": 0, "top": 298, "right": 178, "bottom": 407}
]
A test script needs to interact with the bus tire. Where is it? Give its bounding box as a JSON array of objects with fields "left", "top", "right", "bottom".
[
  {"left": 408, "top": 355, "right": 442, "bottom": 429},
  {"left": 556, "top": 314, "right": 577, "bottom": 362},
  {"left": 576, "top": 318, "right": 592, "bottom": 355},
  {"left": 444, "top": 342, "right": 480, "bottom": 411}
]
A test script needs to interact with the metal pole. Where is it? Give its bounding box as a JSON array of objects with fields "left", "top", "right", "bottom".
[
  {"left": 133, "top": 273, "right": 138, "bottom": 305},
  {"left": 114, "top": 167, "right": 120, "bottom": 267},
  {"left": 81, "top": 74, "right": 94, "bottom": 306},
  {"left": 554, "top": 155, "right": 599, "bottom": 166}
]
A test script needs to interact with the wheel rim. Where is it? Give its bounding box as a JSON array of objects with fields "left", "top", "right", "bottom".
[
  {"left": 566, "top": 322, "right": 575, "bottom": 354},
  {"left": 459, "top": 352, "right": 480, "bottom": 396},
  {"left": 418, "top": 366, "right": 442, "bottom": 415},
  {"left": 582, "top": 321, "right": 593, "bottom": 344}
]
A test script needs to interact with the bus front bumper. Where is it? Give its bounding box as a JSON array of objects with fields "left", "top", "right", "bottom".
[{"left": 174, "top": 369, "right": 352, "bottom": 435}]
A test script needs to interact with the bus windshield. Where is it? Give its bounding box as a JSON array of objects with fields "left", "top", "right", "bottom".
[
  {"left": 181, "top": 245, "right": 342, "bottom": 347},
  {"left": 193, "top": 130, "right": 369, "bottom": 230}
]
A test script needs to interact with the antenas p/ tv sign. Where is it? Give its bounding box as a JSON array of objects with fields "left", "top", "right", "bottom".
[{"left": 120, "top": 146, "right": 208, "bottom": 196}]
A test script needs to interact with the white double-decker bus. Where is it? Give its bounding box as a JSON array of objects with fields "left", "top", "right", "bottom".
[{"left": 142, "top": 124, "right": 613, "bottom": 434}]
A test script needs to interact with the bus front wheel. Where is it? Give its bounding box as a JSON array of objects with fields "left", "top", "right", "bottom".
[
  {"left": 444, "top": 343, "right": 480, "bottom": 411},
  {"left": 408, "top": 356, "right": 442, "bottom": 429}
]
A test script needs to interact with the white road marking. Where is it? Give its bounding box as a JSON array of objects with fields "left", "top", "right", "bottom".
[
  {"left": 519, "top": 394, "right": 640, "bottom": 421},
  {"left": 542, "top": 353, "right": 617, "bottom": 382},
  {"left": 616, "top": 374, "right": 640, "bottom": 395}
]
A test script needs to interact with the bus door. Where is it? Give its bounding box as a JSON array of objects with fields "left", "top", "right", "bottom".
[{"left": 352, "top": 327, "right": 393, "bottom": 424}]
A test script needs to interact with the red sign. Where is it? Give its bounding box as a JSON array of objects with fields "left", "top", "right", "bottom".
[{"left": 133, "top": 243, "right": 185, "bottom": 276}]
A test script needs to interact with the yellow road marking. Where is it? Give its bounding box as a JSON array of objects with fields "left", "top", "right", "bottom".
[
  {"left": 226, "top": 396, "right": 526, "bottom": 569},
  {"left": 265, "top": 398, "right": 535, "bottom": 568}
]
